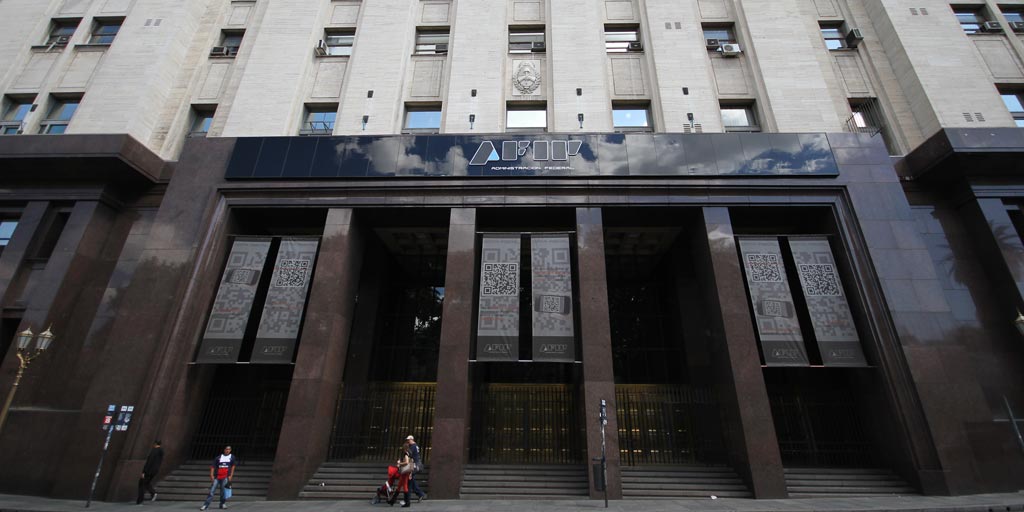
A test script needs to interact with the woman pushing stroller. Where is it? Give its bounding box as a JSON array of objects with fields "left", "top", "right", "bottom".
[{"left": 389, "top": 443, "right": 415, "bottom": 507}]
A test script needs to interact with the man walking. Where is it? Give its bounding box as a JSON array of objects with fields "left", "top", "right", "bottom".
[
  {"left": 405, "top": 435, "right": 427, "bottom": 502},
  {"left": 136, "top": 440, "right": 164, "bottom": 504},
  {"left": 200, "top": 445, "right": 236, "bottom": 510}
]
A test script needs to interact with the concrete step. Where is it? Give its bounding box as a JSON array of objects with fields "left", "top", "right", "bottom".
[
  {"left": 300, "top": 462, "right": 430, "bottom": 500},
  {"left": 784, "top": 467, "right": 917, "bottom": 498},
  {"left": 154, "top": 462, "right": 271, "bottom": 502},
  {"left": 620, "top": 465, "right": 752, "bottom": 499},
  {"left": 460, "top": 465, "right": 589, "bottom": 499}
]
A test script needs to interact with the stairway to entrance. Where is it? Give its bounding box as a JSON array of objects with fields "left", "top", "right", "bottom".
[
  {"left": 300, "top": 462, "right": 430, "bottom": 500},
  {"left": 785, "top": 467, "right": 917, "bottom": 497},
  {"left": 621, "top": 465, "right": 752, "bottom": 499},
  {"left": 460, "top": 465, "right": 588, "bottom": 499},
  {"left": 154, "top": 461, "right": 272, "bottom": 501}
]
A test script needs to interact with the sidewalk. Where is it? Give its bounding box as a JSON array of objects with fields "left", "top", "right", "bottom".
[{"left": 2, "top": 492, "right": 1024, "bottom": 512}]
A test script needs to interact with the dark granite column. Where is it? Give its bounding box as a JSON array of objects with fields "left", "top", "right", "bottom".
[
  {"left": 428, "top": 208, "right": 476, "bottom": 499},
  {"left": 575, "top": 207, "right": 622, "bottom": 500},
  {"left": 267, "top": 208, "right": 364, "bottom": 499},
  {"left": 0, "top": 201, "right": 49, "bottom": 306},
  {"left": 692, "top": 207, "right": 787, "bottom": 499},
  {"left": 339, "top": 241, "right": 388, "bottom": 401}
]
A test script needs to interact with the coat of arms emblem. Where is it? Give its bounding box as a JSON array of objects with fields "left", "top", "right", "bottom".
[{"left": 512, "top": 62, "right": 542, "bottom": 95}]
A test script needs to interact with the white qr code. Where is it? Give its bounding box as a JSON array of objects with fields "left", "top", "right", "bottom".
[
  {"left": 798, "top": 263, "right": 841, "bottom": 296},
  {"left": 482, "top": 263, "right": 519, "bottom": 296},
  {"left": 274, "top": 259, "right": 310, "bottom": 287},
  {"left": 745, "top": 253, "right": 783, "bottom": 282}
]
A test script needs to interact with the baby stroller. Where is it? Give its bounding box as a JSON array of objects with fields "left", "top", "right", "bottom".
[{"left": 371, "top": 465, "right": 401, "bottom": 505}]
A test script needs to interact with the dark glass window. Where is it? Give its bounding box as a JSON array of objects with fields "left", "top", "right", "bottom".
[
  {"left": 324, "top": 29, "right": 355, "bottom": 56},
  {"left": 414, "top": 29, "right": 449, "bottom": 54},
  {"left": 404, "top": 105, "right": 442, "bottom": 132},
  {"left": 955, "top": 8, "right": 985, "bottom": 33},
  {"left": 1, "top": 98, "right": 33, "bottom": 135},
  {"left": 509, "top": 27, "right": 545, "bottom": 53},
  {"left": 702, "top": 25, "right": 736, "bottom": 44},
  {"left": 605, "top": 25, "right": 639, "bottom": 52},
  {"left": 0, "top": 221, "right": 18, "bottom": 248},
  {"left": 820, "top": 25, "right": 845, "bottom": 50},
  {"left": 89, "top": 19, "right": 122, "bottom": 44},
  {"left": 721, "top": 103, "right": 760, "bottom": 132},
  {"left": 302, "top": 106, "right": 337, "bottom": 135},
  {"left": 612, "top": 103, "right": 651, "bottom": 130},
  {"left": 39, "top": 97, "right": 80, "bottom": 134},
  {"left": 45, "top": 19, "right": 79, "bottom": 46},
  {"left": 190, "top": 106, "right": 216, "bottom": 136},
  {"left": 506, "top": 103, "right": 546, "bottom": 130},
  {"left": 1002, "top": 92, "right": 1024, "bottom": 127}
]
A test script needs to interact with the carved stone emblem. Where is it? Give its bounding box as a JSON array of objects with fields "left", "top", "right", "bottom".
[{"left": 512, "top": 61, "right": 542, "bottom": 95}]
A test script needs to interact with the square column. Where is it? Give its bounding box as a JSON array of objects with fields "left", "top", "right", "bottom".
[
  {"left": 575, "top": 208, "right": 622, "bottom": 500},
  {"left": 428, "top": 208, "right": 477, "bottom": 499},
  {"left": 267, "top": 208, "right": 365, "bottom": 499}
]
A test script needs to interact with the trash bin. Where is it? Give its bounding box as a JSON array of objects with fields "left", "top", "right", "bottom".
[{"left": 592, "top": 463, "right": 606, "bottom": 491}]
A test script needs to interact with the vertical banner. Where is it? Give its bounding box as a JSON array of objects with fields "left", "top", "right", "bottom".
[
  {"left": 531, "top": 234, "right": 575, "bottom": 362},
  {"left": 251, "top": 238, "right": 320, "bottom": 363},
  {"left": 476, "top": 234, "right": 521, "bottom": 361},
  {"left": 196, "top": 238, "right": 272, "bottom": 363},
  {"left": 789, "top": 237, "right": 868, "bottom": 366},
  {"left": 738, "top": 237, "right": 809, "bottom": 366}
]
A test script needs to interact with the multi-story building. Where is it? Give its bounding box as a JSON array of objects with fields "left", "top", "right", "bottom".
[{"left": 0, "top": 0, "right": 1023, "bottom": 502}]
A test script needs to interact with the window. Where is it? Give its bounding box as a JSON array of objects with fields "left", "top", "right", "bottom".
[
  {"left": 605, "top": 25, "right": 640, "bottom": 52},
  {"left": 820, "top": 24, "right": 846, "bottom": 50},
  {"left": 404, "top": 104, "right": 442, "bottom": 132},
  {"left": 88, "top": 18, "right": 122, "bottom": 44},
  {"left": 414, "top": 29, "right": 449, "bottom": 55},
  {"left": 1001, "top": 92, "right": 1024, "bottom": 126},
  {"left": 190, "top": 106, "right": 216, "bottom": 136},
  {"left": 506, "top": 103, "right": 547, "bottom": 130},
  {"left": 1, "top": 98, "right": 33, "bottom": 135},
  {"left": 45, "top": 19, "right": 79, "bottom": 46},
  {"left": 38, "top": 97, "right": 80, "bottom": 134},
  {"left": 612, "top": 102, "right": 651, "bottom": 131},
  {"left": 720, "top": 103, "right": 760, "bottom": 132},
  {"left": 0, "top": 221, "right": 17, "bottom": 251},
  {"left": 301, "top": 105, "right": 337, "bottom": 135},
  {"left": 215, "top": 30, "right": 244, "bottom": 56},
  {"left": 955, "top": 7, "right": 986, "bottom": 34},
  {"left": 323, "top": 28, "right": 354, "bottom": 56},
  {"left": 509, "top": 27, "right": 545, "bottom": 53},
  {"left": 1002, "top": 7, "right": 1024, "bottom": 23},
  {"left": 702, "top": 25, "right": 737, "bottom": 45}
]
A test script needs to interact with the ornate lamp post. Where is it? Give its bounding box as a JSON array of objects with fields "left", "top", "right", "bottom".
[{"left": 0, "top": 326, "right": 55, "bottom": 434}]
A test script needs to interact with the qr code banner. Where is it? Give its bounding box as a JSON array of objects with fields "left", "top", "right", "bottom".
[
  {"left": 252, "top": 238, "right": 320, "bottom": 363},
  {"left": 531, "top": 234, "right": 575, "bottom": 362},
  {"left": 477, "top": 235, "right": 521, "bottom": 361},
  {"left": 197, "top": 238, "right": 272, "bottom": 364},
  {"left": 738, "top": 237, "right": 808, "bottom": 366},
  {"left": 790, "top": 237, "right": 867, "bottom": 366}
]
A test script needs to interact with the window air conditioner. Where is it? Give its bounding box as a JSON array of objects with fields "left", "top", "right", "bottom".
[
  {"left": 845, "top": 28, "right": 864, "bottom": 48},
  {"left": 627, "top": 41, "right": 643, "bottom": 51},
  {"left": 315, "top": 39, "right": 328, "bottom": 56},
  {"left": 56, "top": 36, "right": 70, "bottom": 46},
  {"left": 1011, "top": 21, "right": 1024, "bottom": 33},
  {"left": 532, "top": 41, "right": 546, "bottom": 52},
  {"left": 209, "top": 46, "right": 229, "bottom": 57},
  {"left": 705, "top": 38, "right": 721, "bottom": 50},
  {"left": 982, "top": 21, "right": 1004, "bottom": 32},
  {"left": 721, "top": 43, "right": 741, "bottom": 56},
  {"left": 435, "top": 43, "right": 448, "bottom": 53}
]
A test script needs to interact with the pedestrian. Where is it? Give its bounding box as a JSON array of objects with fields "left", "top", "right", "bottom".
[
  {"left": 405, "top": 435, "right": 427, "bottom": 502},
  {"left": 200, "top": 445, "right": 236, "bottom": 510},
  {"left": 136, "top": 440, "right": 164, "bottom": 505},
  {"left": 390, "top": 442, "right": 413, "bottom": 507}
]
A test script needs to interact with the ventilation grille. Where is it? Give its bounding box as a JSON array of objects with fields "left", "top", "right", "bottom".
[
  {"left": 683, "top": 123, "right": 703, "bottom": 133},
  {"left": 962, "top": 112, "right": 986, "bottom": 123},
  {"left": 910, "top": 7, "right": 929, "bottom": 15}
]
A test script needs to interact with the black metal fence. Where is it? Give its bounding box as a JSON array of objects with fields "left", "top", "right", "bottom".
[
  {"left": 469, "top": 383, "right": 586, "bottom": 464},
  {"left": 769, "top": 393, "right": 875, "bottom": 467},
  {"left": 616, "top": 384, "right": 729, "bottom": 466},
  {"left": 189, "top": 390, "right": 289, "bottom": 461},
  {"left": 328, "top": 382, "right": 435, "bottom": 462}
]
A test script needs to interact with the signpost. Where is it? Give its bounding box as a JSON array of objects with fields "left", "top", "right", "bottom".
[
  {"left": 86, "top": 404, "right": 133, "bottom": 507},
  {"left": 595, "top": 399, "right": 608, "bottom": 508}
]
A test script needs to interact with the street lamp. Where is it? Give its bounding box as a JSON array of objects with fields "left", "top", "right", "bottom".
[{"left": 0, "top": 326, "right": 56, "bottom": 434}]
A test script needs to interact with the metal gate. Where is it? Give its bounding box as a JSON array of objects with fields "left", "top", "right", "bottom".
[
  {"left": 769, "top": 390, "right": 875, "bottom": 467},
  {"left": 189, "top": 389, "right": 289, "bottom": 461},
  {"left": 328, "top": 382, "right": 435, "bottom": 462},
  {"left": 616, "top": 384, "right": 729, "bottom": 465},
  {"left": 469, "top": 383, "right": 585, "bottom": 464}
]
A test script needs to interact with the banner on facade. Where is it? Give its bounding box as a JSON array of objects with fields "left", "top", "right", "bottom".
[
  {"left": 476, "top": 235, "right": 521, "bottom": 361},
  {"left": 196, "top": 238, "right": 272, "bottom": 363},
  {"left": 251, "top": 238, "right": 320, "bottom": 363},
  {"left": 789, "top": 237, "right": 868, "bottom": 366},
  {"left": 531, "top": 234, "right": 575, "bottom": 362},
  {"left": 737, "top": 237, "right": 809, "bottom": 366}
]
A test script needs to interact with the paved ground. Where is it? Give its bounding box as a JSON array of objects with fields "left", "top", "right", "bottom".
[{"left": 2, "top": 492, "right": 1024, "bottom": 512}]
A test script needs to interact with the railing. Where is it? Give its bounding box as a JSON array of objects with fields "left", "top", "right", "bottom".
[
  {"left": 844, "top": 99, "right": 884, "bottom": 136},
  {"left": 328, "top": 382, "right": 435, "bottom": 462},
  {"left": 190, "top": 390, "right": 289, "bottom": 461},
  {"left": 769, "top": 393, "right": 875, "bottom": 467},
  {"left": 469, "top": 383, "right": 586, "bottom": 465},
  {"left": 616, "top": 384, "right": 729, "bottom": 466}
]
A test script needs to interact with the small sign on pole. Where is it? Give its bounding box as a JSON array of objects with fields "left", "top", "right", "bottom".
[{"left": 87, "top": 404, "right": 133, "bottom": 508}]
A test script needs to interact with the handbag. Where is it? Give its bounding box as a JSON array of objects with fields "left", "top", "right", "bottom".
[
  {"left": 399, "top": 462, "right": 414, "bottom": 475},
  {"left": 222, "top": 485, "right": 233, "bottom": 500}
]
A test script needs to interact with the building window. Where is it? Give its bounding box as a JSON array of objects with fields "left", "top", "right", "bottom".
[
  {"left": 1, "top": 97, "right": 33, "bottom": 135},
  {"left": 702, "top": 25, "right": 737, "bottom": 46},
  {"left": 45, "top": 19, "right": 79, "bottom": 46},
  {"left": 605, "top": 25, "right": 641, "bottom": 52},
  {"left": 1002, "top": 7, "right": 1024, "bottom": 23},
  {"left": 1001, "top": 91, "right": 1024, "bottom": 126},
  {"left": 509, "top": 27, "right": 545, "bottom": 53},
  {"left": 0, "top": 221, "right": 17, "bottom": 252},
  {"left": 323, "top": 28, "right": 354, "bottom": 56},
  {"left": 404, "top": 104, "right": 442, "bottom": 132},
  {"left": 612, "top": 102, "right": 651, "bottom": 131},
  {"left": 415, "top": 29, "right": 449, "bottom": 55},
  {"left": 820, "top": 23, "right": 846, "bottom": 50},
  {"left": 955, "top": 7, "right": 986, "bottom": 34},
  {"left": 190, "top": 106, "right": 216, "bottom": 136},
  {"left": 506, "top": 103, "right": 547, "bottom": 130},
  {"left": 213, "top": 30, "right": 244, "bottom": 57},
  {"left": 38, "top": 97, "right": 80, "bottom": 134},
  {"left": 88, "top": 18, "right": 122, "bottom": 44},
  {"left": 721, "top": 103, "right": 760, "bottom": 132},
  {"left": 301, "top": 105, "right": 337, "bottom": 135}
]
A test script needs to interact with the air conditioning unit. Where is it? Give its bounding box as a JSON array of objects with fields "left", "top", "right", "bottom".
[
  {"left": 1010, "top": 21, "right": 1024, "bottom": 32},
  {"left": 845, "top": 28, "right": 864, "bottom": 49},
  {"left": 314, "top": 39, "right": 328, "bottom": 56},
  {"left": 55, "top": 36, "right": 70, "bottom": 46},
  {"left": 531, "top": 41, "right": 546, "bottom": 52},
  {"left": 627, "top": 41, "right": 643, "bottom": 51},
  {"left": 209, "top": 46, "right": 229, "bottom": 57},
  {"left": 982, "top": 21, "right": 1004, "bottom": 32},
  {"left": 705, "top": 38, "right": 721, "bottom": 50},
  {"left": 721, "top": 43, "right": 742, "bottom": 56},
  {"left": 435, "top": 43, "right": 448, "bottom": 53}
]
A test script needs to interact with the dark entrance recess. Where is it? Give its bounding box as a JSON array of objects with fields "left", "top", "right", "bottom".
[{"left": 603, "top": 208, "right": 730, "bottom": 466}]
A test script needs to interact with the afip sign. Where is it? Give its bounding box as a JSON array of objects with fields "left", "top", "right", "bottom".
[{"left": 470, "top": 139, "right": 583, "bottom": 166}]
